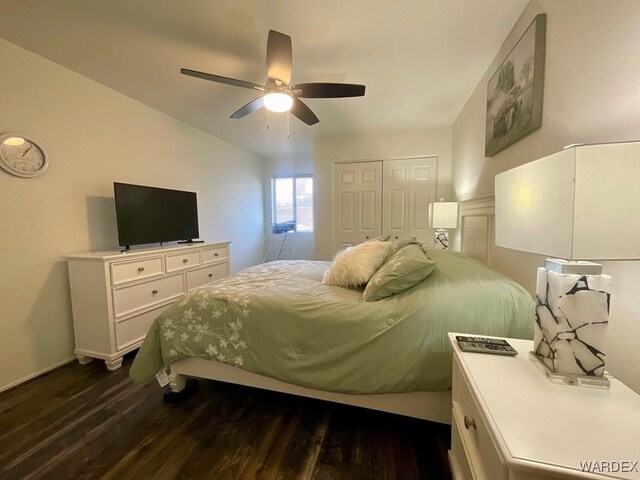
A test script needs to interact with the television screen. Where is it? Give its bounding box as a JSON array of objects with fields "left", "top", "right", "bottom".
[{"left": 114, "top": 182, "right": 199, "bottom": 247}]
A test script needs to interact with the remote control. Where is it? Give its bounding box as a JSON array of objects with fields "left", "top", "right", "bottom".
[{"left": 455, "top": 335, "right": 518, "bottom": 356}]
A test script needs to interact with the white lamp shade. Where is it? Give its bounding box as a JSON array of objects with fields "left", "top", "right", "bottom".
[
  {"left": 495, "top": 142, "right": 640, "bottom": 260},
  {"left": 428, "top": 202, "right": 459, "bottom": 229}
]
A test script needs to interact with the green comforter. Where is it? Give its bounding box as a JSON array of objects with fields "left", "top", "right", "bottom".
[{"left": 130, "top": 250, "right": 534, "bottom": 393}]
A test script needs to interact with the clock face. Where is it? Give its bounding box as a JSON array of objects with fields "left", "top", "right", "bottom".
[{"left": 0, "top": 134, "right": 48, "bottom": 177}]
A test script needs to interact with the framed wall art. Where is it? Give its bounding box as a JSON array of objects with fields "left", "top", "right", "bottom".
[{"left": 485, "top": 14, "right": 546, "bottom": 157}]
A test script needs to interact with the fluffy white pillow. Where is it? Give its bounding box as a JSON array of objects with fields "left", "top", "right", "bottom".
[{"left": 322, "top": 240, "right": 392, "bottom": 288}]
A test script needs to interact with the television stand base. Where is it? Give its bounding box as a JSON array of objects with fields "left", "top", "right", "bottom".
[{"left": 178, "top": 239, "right": 204, "bottom": 244}]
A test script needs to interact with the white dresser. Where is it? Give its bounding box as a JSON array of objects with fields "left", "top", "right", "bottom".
[
  {"left": 448, "top": 332, "right": 640, "bottom": 480},
  {"left": 66, "top": 242, "right": 230, "bottom": 370}
]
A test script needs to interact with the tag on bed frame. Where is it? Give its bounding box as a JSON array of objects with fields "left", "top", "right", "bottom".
[{"left": 156, "top": 369, "right": 169, "bottom": 387}]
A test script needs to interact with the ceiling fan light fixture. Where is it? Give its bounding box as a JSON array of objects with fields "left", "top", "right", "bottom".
[
  {"left": 263, "top": 91, "right": 294, "bottom": 113},
  {"left": 3, "top": 136, "right": 26, "bottom": 146}
]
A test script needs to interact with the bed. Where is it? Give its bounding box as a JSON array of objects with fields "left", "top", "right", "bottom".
[{"left": 130, "top": 208, "right": 534, "bottom": 424}]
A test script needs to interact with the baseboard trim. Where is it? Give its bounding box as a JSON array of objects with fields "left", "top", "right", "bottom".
[{"left": 0, "top": 356, "right": 76, "bottom": 394}]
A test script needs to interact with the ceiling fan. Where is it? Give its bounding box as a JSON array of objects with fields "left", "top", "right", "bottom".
[{"left": 180, "top": 30, "right": 366, "bottom": 126}]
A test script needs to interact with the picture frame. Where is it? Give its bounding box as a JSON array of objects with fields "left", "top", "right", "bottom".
[{"left": 485, "top": 14, "right": 546, "bottom": 157}]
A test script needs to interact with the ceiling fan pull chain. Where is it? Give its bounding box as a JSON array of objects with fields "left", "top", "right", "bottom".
[
  {"left": 267, "top": 110, "right": 270, "bottom": 131},
  {"left": 287, "top": 112, "right": 290, "bottom": 138}
]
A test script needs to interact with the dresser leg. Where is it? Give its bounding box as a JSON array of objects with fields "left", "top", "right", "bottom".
[
  {"left": 76, "top": 355, "right": 93, "bottom": 365},
  {"left": 105, "top": 358, "right": 123, "bottom": 371}
]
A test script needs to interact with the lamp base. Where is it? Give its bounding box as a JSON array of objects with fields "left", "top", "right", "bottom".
[
  {"left": 434, "top": 229, "right": 449, "bottom": 249},
  {"left": 529, "top": 352, "right": 611, "bottom": 389},
  {"left": 534, "top": 263, "right": 611, "bottom": 378}
]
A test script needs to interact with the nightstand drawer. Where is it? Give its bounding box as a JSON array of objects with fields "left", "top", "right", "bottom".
[
  {"left": 166, "top": 251, "right": 201, "bottom": 272},
  {"left": 110, "top": 256, "right": 163, "bottom": 285},
  {"left": 112, "top": 273, "right": 185, "bottom": 318},
  {"left": 202, "top": 245, "right": 228, "bottom": 263},
  {"left": 454, "top": 366, "right": 506, "bottom": 480},
  {"left": 186, "top": 263, "right": 227, "bottom": 290},
  {"left": 451, "top": 409, "right": 478, "bottom": 480}
]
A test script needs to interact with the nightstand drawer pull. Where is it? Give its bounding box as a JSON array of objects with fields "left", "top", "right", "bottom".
[
  {"left": 137, "top": 267, "right": 145, "bottom": 272},
  {"left": 464, "top": 416, "right": 476, "bottom": 430},
  {"left": 208, "top": 273, "right": 213, "bottom": 277},
  {"left": 152, "top": 289, "right": 159, "bottom": 295},
  {"left": 183, "top": 258, "right": 189, "bottom": 263}
]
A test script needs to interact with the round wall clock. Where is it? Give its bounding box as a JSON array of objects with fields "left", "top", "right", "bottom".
[{"left": 0, "top": 133, "right": 49, "bottom": 178}]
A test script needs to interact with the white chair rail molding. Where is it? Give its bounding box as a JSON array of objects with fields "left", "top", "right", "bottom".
[{"left": 495, "top": 141, "right": 640, "bottom": 387}]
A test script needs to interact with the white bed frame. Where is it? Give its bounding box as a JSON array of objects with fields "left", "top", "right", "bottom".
[{"left": 168, "top": 196, "right": 496, "bottom": 425}]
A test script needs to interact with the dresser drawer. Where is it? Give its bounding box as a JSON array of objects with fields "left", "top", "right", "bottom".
[
  {"left": 110, "top": 256, "right": 163, "bottom": 285},
  {"left": 187, "top": 263, "right": 228, "bottom": 290},
  {"left": 114, "top": 303, "right": 170, "bottom": 350},
  {"left": 166, "top": 251, "right": 201, "bottom": 272},
  {"left": 202, "top": 245, "right": 228, "bottom": 263},
  {"left": 112, "top": 273, "right": 185, "bottom": 318},
  {"left": 453, "top": 362, "right": 506, "bottom": 480}
]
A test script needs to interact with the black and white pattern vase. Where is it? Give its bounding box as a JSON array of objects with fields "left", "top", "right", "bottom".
[{"left": 534, "top": 267, "right": 611, "bottom": 377}]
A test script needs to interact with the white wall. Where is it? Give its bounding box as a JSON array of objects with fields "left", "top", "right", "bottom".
[
  {"left": 314, "top": 127, "right": 453, "bottom": 260},
  {"left": 452, "top": 0, "right": 640, "bottom": 392},
  {"left": 0, "top": 38, "right": 265, "bottom": 391}
]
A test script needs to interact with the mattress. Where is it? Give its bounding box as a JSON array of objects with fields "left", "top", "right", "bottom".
[{"left": 130, "top": 250, "right": 534, "bottom": 393}]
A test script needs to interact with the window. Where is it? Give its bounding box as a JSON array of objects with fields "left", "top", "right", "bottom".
[{"left": 272, "top": 175, "right": 313, "bottom": 232}]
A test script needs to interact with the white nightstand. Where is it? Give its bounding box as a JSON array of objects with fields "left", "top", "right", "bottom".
[{"left": 448, "top": 333, "right": 640, "bottom": 480}]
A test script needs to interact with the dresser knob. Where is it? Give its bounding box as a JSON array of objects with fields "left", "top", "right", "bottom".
[
  {"left": 464, "top": 416, "right": 476, "bottom": 430},
  {"left": 208, "top": 273, "right": 213, "bottom": 278},
  {"left": 395, "top": 236, "right": 399, "bottom": 239},
  {"left": 138, "top": 267, "right": 145, "bottom": 272},
  {"left": 365, "top": 236, "right": 370, "bottom": 239},
  {"left": 152, "top": 289, "right": 159, "bottom": 295},
  {"left": 183, "top": 258, "right": 188, "bottom": 263},
  {"left": 214, "top": 253, "right": 219, "bottom": 257}
]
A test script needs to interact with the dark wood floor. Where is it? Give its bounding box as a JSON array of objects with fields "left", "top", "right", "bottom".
[{"left": 0, "top": 354, "right": 452, "bottom": 480}]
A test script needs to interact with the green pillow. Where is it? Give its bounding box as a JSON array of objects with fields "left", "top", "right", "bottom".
[{"left": 362, "top": 244, "right": 437, "bottom": 302}]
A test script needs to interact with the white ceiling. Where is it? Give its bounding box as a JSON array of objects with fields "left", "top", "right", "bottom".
[{"left": 0, "top": 0, "right": 528, "bottom": 161}]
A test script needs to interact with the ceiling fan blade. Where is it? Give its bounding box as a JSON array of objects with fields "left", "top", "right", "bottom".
[
  {"left": 180, "top": 68, "right": 265, "bottom": 91},
  {"left": 292, "top": 83, "right": 366, "bottom": 98},
  {"left": 266, "top": 30, "right": 292, "bottom": 86},
  {"left": 230, "top": 97, "right": 265, "bottom": 119},
  {"left": 290, "top": 97, "right": 319, "bottom": 125}
]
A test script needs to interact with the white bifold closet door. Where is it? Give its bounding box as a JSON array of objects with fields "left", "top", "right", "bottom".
[
  {"left": 333, "top": 161, "right": 383, "bottom": 252},
  {"left": 332, "top": 157, "right": 437, "bottom": 254},
  {"left": 382, "top": 157, "right": 437, "bottom": 242}
]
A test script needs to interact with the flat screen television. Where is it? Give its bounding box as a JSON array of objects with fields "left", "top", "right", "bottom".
[{"left": 114, "top": 182, "right": 199, "bottom": 248}]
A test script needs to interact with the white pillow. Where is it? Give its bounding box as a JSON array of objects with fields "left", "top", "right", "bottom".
[{"left": 322, "top": 241, "right": 392, "bottom": 288}]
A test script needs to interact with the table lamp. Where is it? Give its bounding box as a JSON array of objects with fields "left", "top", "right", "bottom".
[
  {"left": 495, "top": 141, "right": 640, "bottom": 387},
  {"left": 428, "top": 199, "right": 459, "bottom": 249}
]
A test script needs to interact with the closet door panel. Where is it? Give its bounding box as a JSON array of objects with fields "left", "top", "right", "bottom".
[
  {"left": 389, "top": 190, "right": 406, "bottom": 230},
  {"left": 333, "top": 162, "right": 382, "bottom": 253},
  {"left": 383, "top": 160, "right": 411, "bottom": 240},
  {"left": 383, "top": 157, "right": 437, "bottom": 242},
  {"left": 333, "top": 164, "right": 358, "bottom": 250}
]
